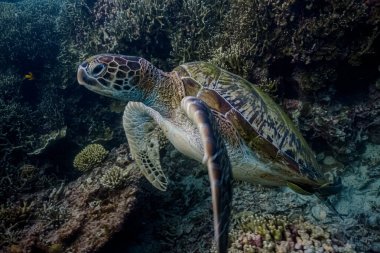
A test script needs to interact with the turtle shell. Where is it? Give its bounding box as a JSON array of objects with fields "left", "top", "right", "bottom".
[{"left": 174, "top": 62, "right": 324, "bottom": 185}]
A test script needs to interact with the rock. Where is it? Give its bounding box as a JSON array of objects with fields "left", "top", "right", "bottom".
[
  {"left": 368, "top": 215, "right": 380, "bottom": 228},
  {"left": 304, "top": 248, "right": 314, "bottom": 253},
  {"left": 295, "top": 242, "right": 302, "bottom": 250},
  {"left": 323, "top": 156, "right": 337, "bottom": 166},
  {"left": 316, "top": 152, "right": 325, "bottom": 162},
  {"left": 368, "top": 124, "right": 380, "bottom": 144},
  {"left": 311, "top": 205, "right": 327, "bottom": 221},
  {"left": 371, "top": 242, "right": 380, "bottom": 252},
  {"left": 375, "top": 78, "right": 380, "bottom": 90},
  {"left": 322, "top": 243, "right": 334, "bottom": 252}
]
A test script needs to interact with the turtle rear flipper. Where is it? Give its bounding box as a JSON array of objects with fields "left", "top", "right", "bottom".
[
  {"left": 123, "top": 102, "right": 168, "bottom": 191},
  {"left": 181, "top": 96, "right": 232, "bottom": 253}
]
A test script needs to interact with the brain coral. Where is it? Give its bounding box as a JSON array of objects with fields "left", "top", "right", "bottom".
[{"left": 73, "top": 144, "right": 108, "bottom": 172}]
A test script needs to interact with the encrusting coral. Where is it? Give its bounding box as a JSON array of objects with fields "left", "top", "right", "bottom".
[{"left": 73, "top": 144, "right": 108, "bottom": 172}]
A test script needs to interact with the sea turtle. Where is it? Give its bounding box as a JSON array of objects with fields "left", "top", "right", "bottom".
[{"left": 77, "top": 54, "right": 340, "bottom": 253}]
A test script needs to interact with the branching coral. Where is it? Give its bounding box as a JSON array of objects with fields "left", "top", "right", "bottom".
[
  {"left": 210, "top": 43, "right": 255, "bottom": 79},
  {"left": 19, "top": 164, "right": 38, "bottom": 182},
  {"left": 37, "top": 201, "right": 68, "bottom": 229},
  {"left": 56, "top": 0, "right": 173, "bottom": 85},
  {"left": 27, "top": 127, "right": 67, "bottom": 156},
  {"left": 234, "top": 212, "right": 288, "bottom": 242},
  {"left": 168, "top": 0, "right": 229, "bottom": 65},
  {"left": 73, "top": 144, "right": 108, "bottom": 172},
  {"left": 100, "top": 165, "right": 130, "bottom": 189},
  {"left": 93, "top": 0, "right": 171, "bottom": 52},
  {"left": 0, "top": 200, "right": 35, "bottom": 229}
]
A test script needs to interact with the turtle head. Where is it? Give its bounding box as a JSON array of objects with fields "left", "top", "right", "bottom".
[{"left": 77, "top": 54, "right": 158, "bottom": 102}]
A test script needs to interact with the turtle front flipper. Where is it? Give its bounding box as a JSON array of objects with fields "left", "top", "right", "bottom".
[
  {"left": 181, "top": 96, "right": 232, "bottom": 253},
  {"left": 123, "top": 102, "right": 168, "bottom": 191}
]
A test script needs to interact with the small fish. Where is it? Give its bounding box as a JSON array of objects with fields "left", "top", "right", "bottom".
[{"left": 23, "top": 72, "right": 35, "bottom": 81}]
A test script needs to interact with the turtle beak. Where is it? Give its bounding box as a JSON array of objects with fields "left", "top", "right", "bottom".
[
  {"left": 77, "top": 67, "right": 87, "bottom": 86},
  {"left": 77, "top": 62, "right": 98, "bottom": 87},
  {"left": 77, "top": 64, "right": 115, "bottom": 98}
]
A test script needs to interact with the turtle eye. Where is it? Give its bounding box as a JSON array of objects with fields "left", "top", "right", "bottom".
[{"left": 91, "top": 64, "right": 106, "bottom": 77}]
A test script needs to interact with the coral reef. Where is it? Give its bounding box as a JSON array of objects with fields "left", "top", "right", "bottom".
[
  {"left": 282, "top": 84, "right": 380, "bottom": 159},
  {"left": 19, "top": 164, "right": 38, "bottom": 182},
  {"left": 0, "top": 145, "right": 149, "bottom": 253},
  {"left": 0, "top": 0, "right": 379, "bottom": 252},
  {"left": 228, "top": 212, "right": 354, "bottom": 253},
  {"left": 167, "top": 0, "right": 229, "bottom": 65},
  {"left": 0, "top": 69, "right": 63, "bottom": 169},
  {"left": 0, "top": 0, "right": 66, "bottom": 147},
  {"left": 0, "top": 0, "right": 61, "bottom": 66},
  {"left": 0, "top": 200, "right": 35, "bottom": 227},
  {"left": 73, "top": 144, "right": 108, "bottom": 172},
  {"left": 106, "top": 146, "right": 374, "bottom": 253},
  {"left": 0, "top": 0, "right": 126, "bottom": 195},
  {"left": 1, "top": 132, "right": 378, "bottom": 253},
  {"left": 209, "top": 0, "right": 379, "bottom": 85},
  {"left": 0, "top": 0, "right": 377, "bottom": 193},
  {"left": 208, "top": 0, "right": 379, "bottom": 159}
]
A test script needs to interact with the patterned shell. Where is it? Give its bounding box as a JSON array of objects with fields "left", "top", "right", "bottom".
[{"left": 174, "top": 62, "right": 323, "bottom": 183}]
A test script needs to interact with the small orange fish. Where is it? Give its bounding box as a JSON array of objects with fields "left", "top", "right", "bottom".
[{"left": 23, "top": 72, "right": 35, "bottom": 81}]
